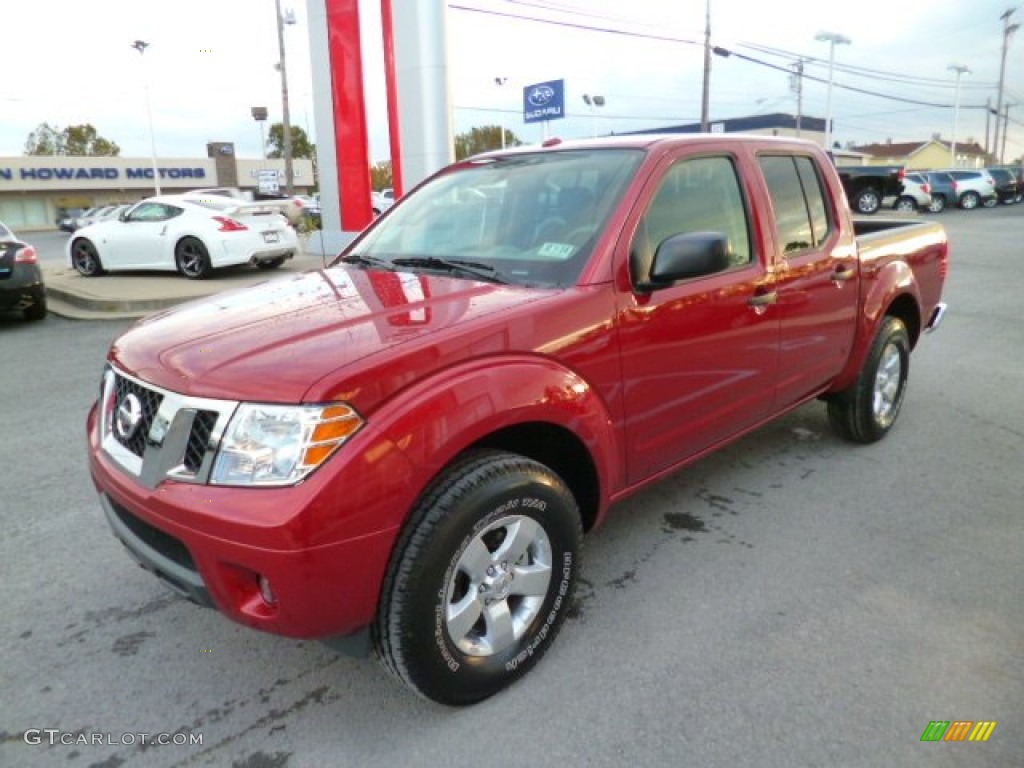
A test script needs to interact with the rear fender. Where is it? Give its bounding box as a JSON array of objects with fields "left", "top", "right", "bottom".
[
  {"left": 829, "top": 259, "right": 921, "bottom": 393},
  {"left": 357, "top": 355, "right": 619, "bottom": 531}
]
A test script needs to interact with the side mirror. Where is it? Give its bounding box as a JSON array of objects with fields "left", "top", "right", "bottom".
[
  {"left": 119, "top": 210, "right": 130, "bottom": 222},
  {"left": 642, "top": 232, "right": 731, "bottom": 290}
]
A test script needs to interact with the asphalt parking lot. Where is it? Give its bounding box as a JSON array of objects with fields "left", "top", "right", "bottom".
[{"left": 1, "top": 205, "right": 1021, "bottom": 768}]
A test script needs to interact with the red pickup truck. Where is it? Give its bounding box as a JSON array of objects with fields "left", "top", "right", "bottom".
[{"left": 88, "top": 136, "right": 947, "bottom": 706}]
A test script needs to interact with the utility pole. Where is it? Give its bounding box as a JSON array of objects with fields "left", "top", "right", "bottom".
[
  {"left": 1001, "top": 104, "right": 1014, "bottom": 163},
  {"left": 992, "top": 7, "right": 1019, "bottom": 164},
  {"left": 700, "top": 0, "right": 711, "bottom": 132},
  {"left": 275, "top": 0, "right": 295, "bottom": 195},
  {"left": 985, "top": 97, "right": 993, "bottom": 156}
]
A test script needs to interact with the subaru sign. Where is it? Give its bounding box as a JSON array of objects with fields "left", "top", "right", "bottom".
[{"left": 523, "top": 79, "right": 565, "bottom": 124}]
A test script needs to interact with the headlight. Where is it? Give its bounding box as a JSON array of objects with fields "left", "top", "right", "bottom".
[{"left": 211, "top": 402, "right": 363, "bottom": 486}]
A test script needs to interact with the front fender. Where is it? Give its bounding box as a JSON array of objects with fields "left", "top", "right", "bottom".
[
  {"left": 830, "top": 259, "right": 920, "bottom": 393},
  {"left": 351, "top": 355, "right": 620, "bottom": 531}
]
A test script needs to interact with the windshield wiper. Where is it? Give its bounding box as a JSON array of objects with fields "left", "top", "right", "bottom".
[
  {"left": 390, "top": 256, "right": 508, "bottom": 284},
  {"left": 336, "top": 253, "right": 392, "bottom": 270}
]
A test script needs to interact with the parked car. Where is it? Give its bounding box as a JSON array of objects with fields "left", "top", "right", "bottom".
[
  {"left": 891, "top": 173, "right": 932, "bottom": 212},
  {"left": 0, "top": 220, "right": 46, "bottom": 321},
  {"left": 987, "top": 168, "right": 1022, "bottom": 204},
  {"left": 67, "top": 194, "right": 299, "bottom": 280},
  {"left": 941, "top": 169, "right": 998, "bottom": 209},
  {"left": 87, "top": 135, "right": 948, "bottom": 705},
  {"left": 835, "top": 165, "right": 905, "bottom": 214},
  {"left": 183, "top": 188, "right": 306, "bottom": 226},
  {"left": 372, "top": 191, "right": 394, "bottom": 216},
  {"left": 920, "top": 171, "right": 957, "bottom": 213},
  {"left": 56, "top": 207, "right": 86, "bottom": 232},
  {"left": 72, "top": 205, "right": 122, "bottom": 232}
]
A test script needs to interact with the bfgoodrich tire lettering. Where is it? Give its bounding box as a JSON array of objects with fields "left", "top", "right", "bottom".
[
  {"left": 374, "top": 451, "right": 582, "bottom": 706},
  {"left": 827, "top": 316, "right": 910, "bottom": 443}
]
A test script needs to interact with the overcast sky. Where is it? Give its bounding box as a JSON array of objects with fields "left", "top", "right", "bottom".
[{"left": 2, "top": 0, "right": 1021, "bottom": 163}]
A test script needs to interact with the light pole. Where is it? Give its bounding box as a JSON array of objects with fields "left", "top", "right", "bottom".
[
  {"left": 815, "top": 31, "right": 851, "bottom": 152},
  {"left": 948, "top": 64, "right": 970, "bottom": 168},
  {"left": 131, "top": 40, "right": 161, "bottom": 196},
  {"left": 582, "top": 94, "right": 606, "bottom": 138},
  {"left": 993, "top": 8, "right": 1019, "bottom": 163},
  {"left": 495, "top": 77, "right": 508, "bottom": 149},
  {"left": 275, "top": 1, "right": 296, "bottom": 195}
]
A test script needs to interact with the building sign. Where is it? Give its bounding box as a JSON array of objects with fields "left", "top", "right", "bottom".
[
  {"left": 0, "top": 167, "right": 207, "bottom": 182},
  {"left": 523, "top": 79, "right": 565, "bottom": 124},
  {"left": 257, "top": 169, "right": 280, "bottom": 195}
]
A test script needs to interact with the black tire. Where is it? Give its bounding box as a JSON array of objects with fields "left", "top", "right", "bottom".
[
  {"left": 894, "top": 196, "right": 917, "bottom": 213},
  {"left": 827, "top": 317, "right": 910, "bottom": 444},
  {"left": 70, "top": 238, "right": 104, "bottom": 277},
  {"left": 374, "top": 451, "right": 582, "bottom": 706},
  {"left": 983, "top": 196, "right": 998, "bottom": 208},
  {"left": 852, "top": 187, "right": 882, "bottom": 215},
  {"left": 175, "top": 237, "right": 212, "bottom": 279},
  {"left": 927, "top": 195, "right": 946, "bottom": 213},
  {"left": 24, "top": 293, "right": 47, "bottom": 321},
  {"left": 255, "top": 257, "right": 285, "bottom": 271},
  {"left": 959, "top": 191, "right": 980, "bottom": 210}
]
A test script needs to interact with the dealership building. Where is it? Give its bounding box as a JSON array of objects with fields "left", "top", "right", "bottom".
[{"left": 0, "top": 142, "right": 315, "bottom": 231}]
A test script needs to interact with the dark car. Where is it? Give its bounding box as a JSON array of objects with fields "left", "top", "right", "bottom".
[
  {"left": 0, "top": 221, "right": 47, "bottom": 321},
  {"left": 920, "top": 171, "right": 958, "bottom": 213},
  {"left": 987, "top": 168, "right": 1022, "bottom": 204}
]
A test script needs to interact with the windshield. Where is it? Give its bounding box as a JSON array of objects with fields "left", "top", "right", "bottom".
[{"left": 340, "top": 149, "right": 643, "bottom": 287}]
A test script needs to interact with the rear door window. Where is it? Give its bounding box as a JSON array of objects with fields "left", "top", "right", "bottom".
[{"left": 759, "top": 155, "right": 832, "bottom": 255}]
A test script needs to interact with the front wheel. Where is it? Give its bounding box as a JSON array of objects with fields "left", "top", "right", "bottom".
[
  {"left": 374, "top": 451, "right": 582, "bottom": 706},
  {"left": 827, "top": 317, "right": 910, "bottom": 444},
  {"left": 175, "top": 237, "right": 212, "bottom": 279},
  {"left": 894, "top": 196, "right": 917, "bottom": 213},
  {"left": 927, "top": 195, "right": 946, "bottom": 213}
]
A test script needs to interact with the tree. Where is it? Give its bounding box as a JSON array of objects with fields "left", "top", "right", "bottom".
[
  {"left": 370, "top": 161, "right": 392, "bottom": 191},
  {"left": 454, "top": 125, "right": 522, "bottom": 161},
  {"left": 24, "top": 122, "right": 120, "bottom": 156},
  {"left": 267, "top": 123, "right": 315, "bottom": 159}
]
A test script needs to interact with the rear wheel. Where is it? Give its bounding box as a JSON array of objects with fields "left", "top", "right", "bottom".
[
  {"left": 175, "top": 237, "right": 212, "bottom": 279},
  {"left": 374, "top": 451, "right": 582, "bottom": 706},
  {"left": 70, "top": 238, "right": 104, "bottom": 277},
  {"left": 852, "top": 187, "right": 882, "bottom": 215},
  {"left": 959, "top": 191, "right": 980, "bottom": 209},
  {"left": 827, "top": 317, "right": 910, "bottom": 444}
]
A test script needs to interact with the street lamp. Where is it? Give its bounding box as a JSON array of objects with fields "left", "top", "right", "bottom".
[
  {"left": 131, "top": 39, "right": 161, "bottom": 196},
  {"left": 948, "top": 64, "right": 970, "bottom": 168},
  {"left": 815, "top": 31, "right": 851, "bottom": 152},
  {"left": 495, "top": 77, "right": 508, "bottom": 149},
  {"left": 582, "top": 93, "right": 606, "bottom": 138},
  {"left": 275, "top": 1, "right": 296, "bottom": 195}
]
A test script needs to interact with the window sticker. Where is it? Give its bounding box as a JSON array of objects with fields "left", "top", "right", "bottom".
[{"left": 537, "top": 242, "right": 576, "bottom": 260}]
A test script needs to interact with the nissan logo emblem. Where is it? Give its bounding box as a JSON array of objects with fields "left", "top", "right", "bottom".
[
  {"left": 527, "top": 85, "right": 555, "bottom": 107},
  {"left": 115, "top": 393, "right": 144, "bottom": 440}
]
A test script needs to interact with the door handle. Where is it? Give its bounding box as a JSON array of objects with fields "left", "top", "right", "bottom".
[
  {"left": 832, "top": 264, "right": 856, "bottom": 282},
  {"left": 747, "top": 290, "right": 778, "bottom": 307}
]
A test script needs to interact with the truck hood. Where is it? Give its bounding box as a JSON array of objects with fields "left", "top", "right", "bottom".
[{"left": 112, "top": 267, "right": 553, "bottom": 402}]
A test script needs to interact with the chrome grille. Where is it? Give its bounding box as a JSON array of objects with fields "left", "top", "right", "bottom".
[
  {"left": 100, "top": 366, "right": 237, "bottom": 488},
  {"left": 184, "top": 410, "right": 218, "bottom": 473},
  {"left": 113, "top": 375, "right": 164, "bottom": 458}
]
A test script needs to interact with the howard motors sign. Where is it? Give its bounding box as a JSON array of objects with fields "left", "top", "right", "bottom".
[{"left": 0, "top": 166, "right": 208, "bottom": 182}]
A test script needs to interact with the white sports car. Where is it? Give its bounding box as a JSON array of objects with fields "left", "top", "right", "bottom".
[{"left": 66, "top": 194, "right": 299, "bottom": 280}]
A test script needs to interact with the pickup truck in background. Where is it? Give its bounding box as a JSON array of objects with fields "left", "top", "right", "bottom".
[
  {"left": 836, "top": 164, "right": 905, "bottom": 214},
  {"left": 88, "top": 136, "right": 948, "bottom": 706}
]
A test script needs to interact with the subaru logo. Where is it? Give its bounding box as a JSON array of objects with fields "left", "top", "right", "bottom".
[
  {"left": 115, "top": 393, "right": 143, "bottom": 440},
  {"left": 528, "top": 85, "right": 555, "bottom": 108}
]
